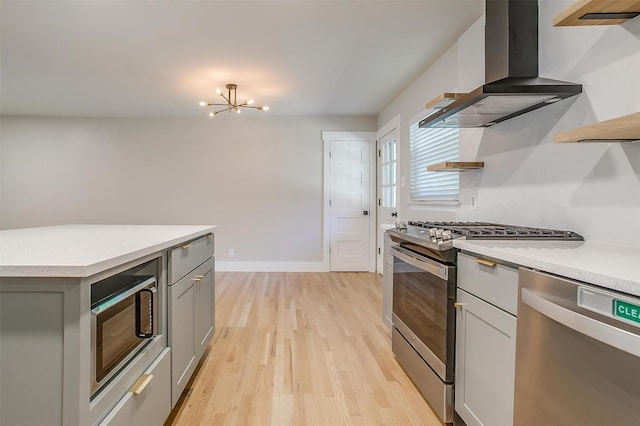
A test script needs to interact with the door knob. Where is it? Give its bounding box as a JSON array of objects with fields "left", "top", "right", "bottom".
[
  {"left": 363, "top": 210, "right": 369, "bottom": 216},
  {"left": 391, "top": 212, "right": 398, "bottom": 217}
]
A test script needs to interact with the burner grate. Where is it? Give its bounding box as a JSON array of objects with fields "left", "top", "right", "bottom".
[{"left": 406, "top": 221, "right": 583, "bottom": 241}]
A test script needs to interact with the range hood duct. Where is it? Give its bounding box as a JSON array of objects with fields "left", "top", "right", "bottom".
[{"left": 420, "top": 0, "right": 582, "bottom": 128}]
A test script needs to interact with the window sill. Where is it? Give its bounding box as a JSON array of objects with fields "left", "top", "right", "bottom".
[{"left": 408, "top": 201, "right": 460, "bottom": 213}]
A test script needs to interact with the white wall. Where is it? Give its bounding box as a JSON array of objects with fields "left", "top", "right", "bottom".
[
  {"left": 0, "top": 115, "right": 376, "bottom": 268},
  {"left": 378, "top": 1, "right": 640, "bottom": 249}
]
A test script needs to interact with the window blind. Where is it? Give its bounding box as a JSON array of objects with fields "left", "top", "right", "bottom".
[{"left": 409, "top": 121, "right": 459, "bottom": 202}]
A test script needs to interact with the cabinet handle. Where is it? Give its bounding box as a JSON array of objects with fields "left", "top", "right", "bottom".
[
  {"left": 194, "top": 275, "right": 205, "bottom": 279},
  {"left": 454, "top": 302, "right": 464, "bottom": 309},
  {"left": 207, "top": 233, "right": 213, "bottom": 238},
  {"left": 474, "top": 257, "right": 497, "bottom": 268},
  {"left": 130, "top": 374, "right": 154, "bottom": 395},
  {"left": 181, "top": 243, "right": 192, "bottom": 249}
]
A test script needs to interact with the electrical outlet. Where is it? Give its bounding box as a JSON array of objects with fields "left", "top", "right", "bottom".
[
  {"left": 471, "top": 193, "right": 478, "bottom": 211},
  {"left": 228, "top": 248, "right": 235, "bottom": 258}
]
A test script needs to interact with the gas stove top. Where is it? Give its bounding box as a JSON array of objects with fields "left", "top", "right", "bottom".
[
  {"left": 407, "top": 221, "right": 584, "bottom": 241},
  {"left": 387, "top": 221, "right": 583, "bottom": 260}
]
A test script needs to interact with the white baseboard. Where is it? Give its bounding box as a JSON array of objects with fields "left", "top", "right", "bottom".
[{"left": 216, "top": 261, "right": 327, "bottom": 272}]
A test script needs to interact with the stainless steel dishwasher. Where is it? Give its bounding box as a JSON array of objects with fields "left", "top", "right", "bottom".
[{"left": 513, "top": 268, "right": 640, "bottom": 426}]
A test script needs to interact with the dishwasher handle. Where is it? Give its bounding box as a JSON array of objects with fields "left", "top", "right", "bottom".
[
  {"left": 522, "top": 288, "right": 640, "bottom": 358},
  {"left": 391, "top": 245, "right": 449, "bottom": 280}
]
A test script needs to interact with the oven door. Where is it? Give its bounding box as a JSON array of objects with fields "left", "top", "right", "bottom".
[
  {"left": 391, "top": 245, "right": 455, "bottom": 381},
  {"left": 91, "top": 276, "right": 158, "bottom": 395}
]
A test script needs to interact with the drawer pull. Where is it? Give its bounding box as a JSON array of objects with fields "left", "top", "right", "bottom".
[
  {"left": 474, "top": 258, "right": 497, "bottom": 268},
  {"left": 207, "top": 233, "right": 213, "bottom": 238},
  {"left": 130, "top": 373, "right": 154, "bottom": 395},
  {"left": 181, "top": 243, "right": 192, "bottom": 249},
  {"left": 454, "top": 302, "right": 464, "bottom": 309},
  {"left": 194, "top": 275, "right": 205, "bottom": 279}
]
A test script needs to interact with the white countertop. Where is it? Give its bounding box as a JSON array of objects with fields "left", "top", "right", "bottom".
[
  {"left": 0, "top": 224, "right": 217, "bottom": 278},
  {"left": 453, "top": 239, "right": 640, "bottom": 297}
]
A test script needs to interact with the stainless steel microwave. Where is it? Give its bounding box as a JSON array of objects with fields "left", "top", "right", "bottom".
[{"left": 90, "top": 265, "right": 158, "bottom": 396}]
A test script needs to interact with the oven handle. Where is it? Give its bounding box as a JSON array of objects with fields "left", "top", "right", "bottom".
[
  {"left": 91, "top": 276, "right": 157, "bottom": 315},
  {"left": 391, "top": 245, "right": 449, "bottom": 279}
]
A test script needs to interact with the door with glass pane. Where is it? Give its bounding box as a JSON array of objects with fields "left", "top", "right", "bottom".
[{"left": 377, "top": 127, "right": 398, "bottom": 272}]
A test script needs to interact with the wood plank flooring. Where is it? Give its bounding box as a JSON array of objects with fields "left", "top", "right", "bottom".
[{"left": 166, "top": 271, "right": 441, "bottom": 426}]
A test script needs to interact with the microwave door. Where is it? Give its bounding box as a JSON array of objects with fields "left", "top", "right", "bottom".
[{"left": 91, "top": 277, "right": 157, "bottom": 394}]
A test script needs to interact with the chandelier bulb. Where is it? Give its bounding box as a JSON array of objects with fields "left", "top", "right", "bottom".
[
  {"left": 209, "top": 112, "right": 215, "bottom": 117},
  {"left": 199, "top": 101, "right": 206, "bottom": 107},
  {"left": 247, "top": 99, "right": 255, "bottom": 105},
  {"left": 216, "top": 88, "right": 222, "bottom": 95}
]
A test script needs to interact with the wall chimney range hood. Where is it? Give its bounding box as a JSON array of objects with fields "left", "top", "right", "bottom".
[{"left": 420, "top": 0, "right": 582, "bottom": 129}]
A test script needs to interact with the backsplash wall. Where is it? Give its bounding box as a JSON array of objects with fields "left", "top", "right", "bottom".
[{"left": 378, "top": 1, "right": 640, "bottom": 248}]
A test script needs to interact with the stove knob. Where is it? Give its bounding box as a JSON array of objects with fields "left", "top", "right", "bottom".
[
  {"left": 429, "top": 228, "right": 437, "bottom": 237},
  {"left": 442, "top": 230, "right": 453, "bottom": 240},
  {"left": 435, "top": 228, "right": 443, "bottom": 239}
]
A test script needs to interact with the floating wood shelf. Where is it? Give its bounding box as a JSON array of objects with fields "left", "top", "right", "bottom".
[
  {"left": 553, "top": 0, "right": 640, "bottom": 26},
  {"left": 425, "top": 93, "right": 466, "bottom": 110},
  {"left": 427, "top": 162, "right": 484, "bottom": 172},
  {"left": 554, "top": 112, "right": 640, "bottom": 143}
]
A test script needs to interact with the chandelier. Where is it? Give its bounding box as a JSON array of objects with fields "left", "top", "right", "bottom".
[{"left": 199, "top": 83, "right": 269, "bottom": 117}]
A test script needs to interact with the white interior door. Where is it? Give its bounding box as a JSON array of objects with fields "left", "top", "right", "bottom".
[
  {"left": 323, "top": 132, "right": 376, "bottom": 272},
  {"left": 376, "top": 117, "right": 399, "bottom": 273}
]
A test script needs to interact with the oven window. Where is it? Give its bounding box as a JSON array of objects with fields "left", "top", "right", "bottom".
[
  {"left": 95, "top": 294, "right": 144, "bottom": 382},
  {"left": 393, "top": 257, "right": 448, "bottom": 363}
]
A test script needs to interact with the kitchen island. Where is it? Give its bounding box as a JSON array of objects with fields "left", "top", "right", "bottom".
[{"left": 0, "top": 224, "right": 216, "bottom": 426}]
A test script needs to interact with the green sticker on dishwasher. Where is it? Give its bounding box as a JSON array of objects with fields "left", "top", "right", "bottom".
[{"left": 613, "top": 299, "right": 640, "bottom": 324}]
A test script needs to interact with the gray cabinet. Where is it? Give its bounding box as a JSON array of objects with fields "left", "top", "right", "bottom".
[
  {"left": 168, "top": 234, "right": 215, "bottom": 407},
  {"left": 195, "top": 262, "right": 215, "bottom": 359},
  {"left": 0, "top": 279, "right": 72, "bottom": 426},
  {"left": 170, "top": 269, "right": 198, "bottom": 406},
  {"left": 455, "top": 252, "right": 518, "bottom": 426}
]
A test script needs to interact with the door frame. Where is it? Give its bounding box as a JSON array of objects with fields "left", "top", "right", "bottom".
[
  {"left": 376, "top": 115, "right": 400, "bottom": 273},
  {"left": 322, "top": 131, "right": 377, "bottom": 272}
]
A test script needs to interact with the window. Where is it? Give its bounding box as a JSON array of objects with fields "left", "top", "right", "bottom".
[
  {"left": 381, "top": 137, "right": 397, "bottom": 208},
  {"left": 409, "top": 119, "right": 459, "bottom": 202}
]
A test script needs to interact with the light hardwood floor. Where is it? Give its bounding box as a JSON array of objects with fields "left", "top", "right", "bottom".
[{"left": 166, "top": 271, "right": 441, "bottom": 426}]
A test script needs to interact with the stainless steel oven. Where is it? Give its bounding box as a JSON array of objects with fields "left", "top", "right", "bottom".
[
  {"left": 391, "top": 245, "right": 456, "bottom": 423},
  {"left": 90, "top": 259, "right": 158, "bottom": 396},
  {"left": 387, "top": 221, "right": 583, "bottom": 424}
]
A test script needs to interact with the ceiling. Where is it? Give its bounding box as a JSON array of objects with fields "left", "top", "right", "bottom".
[{"left": 0, "top": 1, "right": 483, "bottom": 117}]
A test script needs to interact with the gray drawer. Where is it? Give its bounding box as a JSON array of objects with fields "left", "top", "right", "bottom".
[
  {"left": 99, "top": 348, "right": 171, "bottom": 426},
  {"left": 457, "top": 252, "right": 518, "bottom": 315},
  {"left": 169, "top": 233, "right": 214, "bottom": 284}
]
